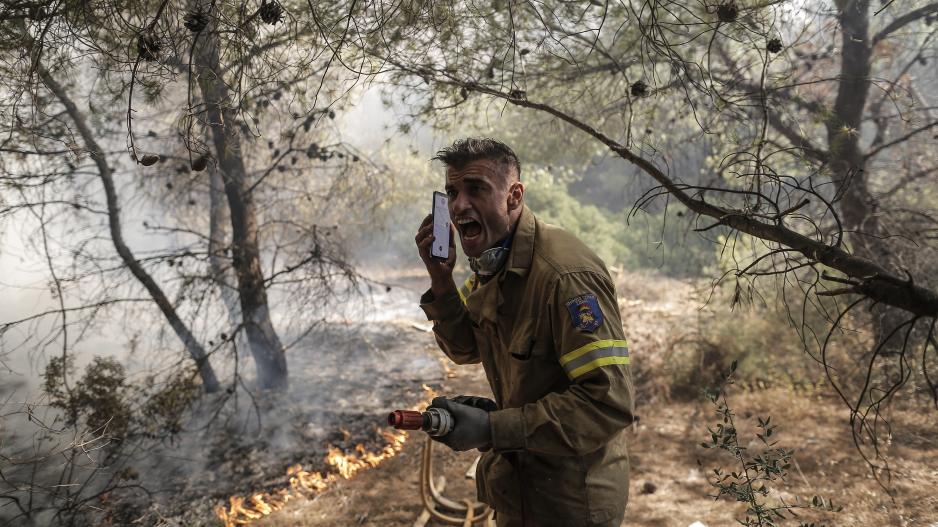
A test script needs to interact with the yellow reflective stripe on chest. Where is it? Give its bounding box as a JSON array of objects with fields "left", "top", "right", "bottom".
[
  {"left": 559, "top": 339, "right": 630, "bottom": 379},
  {"left": 457, "top": 274, "right": 477, "bottom": 306}
]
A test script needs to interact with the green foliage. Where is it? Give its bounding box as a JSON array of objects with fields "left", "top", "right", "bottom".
[
  {"left": 523, "top": 168, "right": 635, "bottom": 267},
  {"left": 618, "top": 208, "right": 719, "bottom": 277},
  {"left": 366, "top": 151, "right": 720, "bottom": 276},
  {"left": 698, "top": 233, "right": 880, "bottom": 394},
  {"left": 45, "top": 356, "right": 132, "bottom": 437},
  {"left": 351, "top": 148, "right": 442, "bottom": 265},
  {"left": 44, "top": 355, "right": 200, "bottom": 441},
  {"left": 705, "top": 292, "right": 822, "bottom": 387},
  {"left": 524, "top": 167, "right": 719, "bottom": 275},
  {"left": 139, "top": 370, "right": 200, "bottom": 437},
  {"left": 702, "top": 362, "right": 842, "bottom": 526},
  {"left": 658, "top": 269, "right": 848, "bottom": 401}
]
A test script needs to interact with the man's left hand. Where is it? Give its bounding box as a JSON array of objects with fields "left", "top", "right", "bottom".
[{"left": 429, "top": 396, "right": 493, "bottom": 452}]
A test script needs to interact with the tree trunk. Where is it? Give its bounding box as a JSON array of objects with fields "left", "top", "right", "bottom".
[
  {"left": 193, "top": 26, "right": 289, "bottom": 390},
  {"left": 207, "top": 164, "right": 247, "bottom": 354},
  {"left": 826, "top": 0, "right": 905, "bottom": 355},
  {"left": 826, "top": 0, "right": 876, "bottom": 248},
  {"left": 39, "top": 69, "right": 221, "bottom": 393}
]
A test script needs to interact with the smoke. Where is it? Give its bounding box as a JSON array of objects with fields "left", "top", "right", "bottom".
[
  {"left": 127, "top": 291, "right": 446, "bottom": 519},
  {"left": 0, "top": 264, "right": 447, "bottom": 524},
  {"left": 0, "top": 92, "right": 450, "bottom": 519}
]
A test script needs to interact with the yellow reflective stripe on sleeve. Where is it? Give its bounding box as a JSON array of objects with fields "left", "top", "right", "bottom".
[
  {"left": 567, "top": 356, "right": 631, "bottom": 380},
  {"left": 560, "top": 339, "right": 630, "bottom": 380},
  {"left": 559, "top": 339, "right": 628, "bottom": 366}
]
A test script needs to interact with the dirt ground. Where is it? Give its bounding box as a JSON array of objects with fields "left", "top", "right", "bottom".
[
  {"left": 248, "top": 368, "right": 938, "bottom": 527},
  {"left": 221, "top": 269, "right": 938, "bottom": 527}
]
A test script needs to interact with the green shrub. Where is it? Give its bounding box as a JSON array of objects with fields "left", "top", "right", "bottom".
[
  {"left": 44, "top": 355, "right": 201, "bottom": 440},
  {"left": 523, "top": 168, "right": 636, "bottom": 267},
  {"left": 45, "top": 356, "right": 132, "bottom": 437},
  {"left": 525, "top": 167, "right": 718, "bottom": 276},
  {"left": 702, "top": 362, "right": 842, "bottom": 526}
]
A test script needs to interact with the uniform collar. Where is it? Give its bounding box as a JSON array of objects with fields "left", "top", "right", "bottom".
[
  {"left": 506, "top": 204, "right": 535, "bottom": 277},
  {"left": 467, "top": 205, "right": 535, "bottom": 324}
]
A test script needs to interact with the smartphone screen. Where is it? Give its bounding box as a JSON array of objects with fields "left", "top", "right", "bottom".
[{"left": 431, "top": 191, "right": 450, "bottom": 260}]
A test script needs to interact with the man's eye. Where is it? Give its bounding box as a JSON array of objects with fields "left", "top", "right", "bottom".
[{"left": 446, "top": 190, "right": 457, "bottom": 199}]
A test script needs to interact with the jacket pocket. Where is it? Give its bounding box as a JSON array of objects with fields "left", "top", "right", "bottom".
[
  {"left": 584, "top": 433, "right": 630, "bottom": 524},
  {"left": 510, "top": 336, "right": 537, "bottom": 360},
  {"left": 520, "top": 452, "right": 590, "bottom": 525},
  {"left": 472, "top": 323, "right": 504, "bottom": 405},
  {"left": 508, "top": 317, "right": 547, "bottom": 361},
  {"left": 477, "top": 450, "right": 523, "bottom": 517}
]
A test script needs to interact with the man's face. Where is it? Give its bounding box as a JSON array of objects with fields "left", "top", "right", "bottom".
[{"left": 444, "top": 159, "right": 519, "bottom": 258}]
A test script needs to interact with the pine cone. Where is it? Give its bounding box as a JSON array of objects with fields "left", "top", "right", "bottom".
[
  {"left": 191, "top": 155, "right": 208, "bottom": 172},
  {"left": 259, "top": 1, "right": 284, "bottom": 25},
  {"left": 184, "top": 10, "right": 208, "bottom": 32},
  {"left": 137, "top": 35, "right": 161, "bottom": 62},
  {"left": 767, "top": 38, "right": 783, "bottom": 54},
  {"left": 630, "top": 80, "right": 648, "bottom": 98},
  {"left": 717, "top": 2, "right": 738, "bottom": 23}
]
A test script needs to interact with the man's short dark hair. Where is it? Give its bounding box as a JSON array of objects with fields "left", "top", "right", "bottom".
[{"left": 432, "top": 137, "right": 521, "bottom": 182}]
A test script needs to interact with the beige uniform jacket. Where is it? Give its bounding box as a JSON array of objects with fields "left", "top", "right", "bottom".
[{"left": 420, "top": 205, "right": 634, "bottom": 526}]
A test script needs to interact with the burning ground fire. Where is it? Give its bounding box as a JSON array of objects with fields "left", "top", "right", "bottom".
[
  {"left": 214, "top": 386, "right": 435, "bottom": 526},
  {"left": 213, "top": 429, "right": 408, "bottom": 526}
]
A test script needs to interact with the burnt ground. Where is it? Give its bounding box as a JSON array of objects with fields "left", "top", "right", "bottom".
[{"left": 151, "top": 268, "right": 937, "bottom": 526}]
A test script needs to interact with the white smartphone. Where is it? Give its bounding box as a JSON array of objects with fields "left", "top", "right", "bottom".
[{"left": 431, "top": 191, "right": 451, "bottom": 260}]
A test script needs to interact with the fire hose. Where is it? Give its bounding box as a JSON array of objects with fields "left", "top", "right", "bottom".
[{"left": 388, "top": 409, "right": 495, "bottom": 526}]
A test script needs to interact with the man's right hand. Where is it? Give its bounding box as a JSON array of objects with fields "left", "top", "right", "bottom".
[
  {"left": 429, "top": 396, "right": 493, "bottom": 452},
  {"left": 415, "top": 214, "right": 458, "bottom": 298}
]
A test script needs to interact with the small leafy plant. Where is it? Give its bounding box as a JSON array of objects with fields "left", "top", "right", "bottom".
[{"left": 700, "top": 361, "right": 841, "bottom": 526}]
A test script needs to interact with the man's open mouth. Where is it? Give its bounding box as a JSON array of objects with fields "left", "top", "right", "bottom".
[{"left": 456, "top": 218, "right": 482, "bottom": 240}]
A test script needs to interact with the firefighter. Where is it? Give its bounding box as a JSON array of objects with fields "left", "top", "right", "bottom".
[{"left": 415, "top": 138, "right": 634, "bottom": 527}]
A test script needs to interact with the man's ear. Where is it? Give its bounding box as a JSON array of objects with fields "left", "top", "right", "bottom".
[{"left": 507, "top": 181, "right": 524, "bottom": 211}]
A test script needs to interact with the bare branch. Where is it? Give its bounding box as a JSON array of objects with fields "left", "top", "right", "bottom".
[
  {"left": 864, "top": 119, "right": 938, "bottom": 160},
  {"left": 872, "top": 2, "right": 938, "bottom": 45},
  {"left": 38, "top": 67, "right": 221, "bottom": 393}
]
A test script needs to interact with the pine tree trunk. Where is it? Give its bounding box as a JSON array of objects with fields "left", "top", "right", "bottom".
[
  {"left": 194, "top": 25, "right": 289, "bottom": 390},
  {"left": 827, "top": 0, "right": 906, "bottom": 356},
  {"left": 207, "top": 164, "right": 247, "bottom": 354}
]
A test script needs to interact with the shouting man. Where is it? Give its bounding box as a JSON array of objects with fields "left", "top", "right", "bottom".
[{"left": 415, "top": 138, "right": 634, "bottom": 527}]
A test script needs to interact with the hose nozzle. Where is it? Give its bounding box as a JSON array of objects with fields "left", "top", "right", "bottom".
[{"left": 387, "top": 408, "right": 454, "bottom": 437}]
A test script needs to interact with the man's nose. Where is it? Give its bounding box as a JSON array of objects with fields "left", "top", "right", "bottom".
[{"left": 450, "top": 192, "right": 469, "bottom": 217}]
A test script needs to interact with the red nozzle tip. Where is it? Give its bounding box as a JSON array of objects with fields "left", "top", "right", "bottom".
[{"left": 387, "top": 410, "right": 424, "bottom": 430}]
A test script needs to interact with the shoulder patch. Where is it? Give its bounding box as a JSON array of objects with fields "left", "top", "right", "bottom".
[{"left": 565, "top": 293, "right": 603, "bottom": 333}]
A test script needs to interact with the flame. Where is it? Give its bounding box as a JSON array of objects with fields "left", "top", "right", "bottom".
[{"left": 214, "top": 392, "right": 428, "bottom": 526}]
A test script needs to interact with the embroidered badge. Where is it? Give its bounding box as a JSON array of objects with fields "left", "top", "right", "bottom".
[{"left": 565, "top": 293, "right": 604, "bottom": 333}]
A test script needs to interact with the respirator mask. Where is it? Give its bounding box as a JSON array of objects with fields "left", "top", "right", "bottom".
[{"left": 468, "top": 233, "right": 513, "bottom": 278}]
